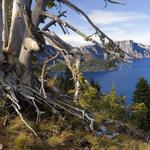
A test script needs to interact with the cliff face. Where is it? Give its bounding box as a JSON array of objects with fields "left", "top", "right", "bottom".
[
  {"left": 116, "top": 40, "right": 150, "bottom": 58},
  {"left": 80, "top": 45, "right": 104, "bottom": 59},
  {"left": 81, "top": 40, "right": 150, "bottom": 59}
]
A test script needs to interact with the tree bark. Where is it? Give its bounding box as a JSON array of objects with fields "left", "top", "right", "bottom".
[
  {"left": 19, "top": 0, "right": 45, "bottom": 86},
  {"left": 2, "top": 0, "right": 9, "bottom": 50},
  {"left": 74, "top": 54, "right": 81, "bottom": 102},
  {"left": 6, "top": 0, "right": 25, "bottom": 55},
  {"left": 0, "top": 0, "right": 5, "bottom": 64},
  {"left": 0, "top": 0, "right": 3, "bottom": 50}
]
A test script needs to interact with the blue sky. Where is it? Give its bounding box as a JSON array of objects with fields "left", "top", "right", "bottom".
[{"left": 43, "top": 0, "right": 150, "bottom": 46}]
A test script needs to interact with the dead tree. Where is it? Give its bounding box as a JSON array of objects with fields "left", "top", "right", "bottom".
[{"left": 0, "top": 0, "right": 127, "bottom": 136}]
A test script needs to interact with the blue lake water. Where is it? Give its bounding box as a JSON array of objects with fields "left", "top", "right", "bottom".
[{"left": 84, "top": 58, "right": 150, "bottom": 104}]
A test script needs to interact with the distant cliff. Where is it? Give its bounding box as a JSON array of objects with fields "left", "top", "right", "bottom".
[
  {"left": 81, "top": 40, "right": 150, "bottom": 59},
  {"left": 116, "top": 40, "right": 150, "bottom": 58}
]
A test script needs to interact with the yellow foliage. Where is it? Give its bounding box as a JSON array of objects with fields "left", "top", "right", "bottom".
[
  {"left": 48, "top": 130, "right": 75, "bottom": 147},
  {"left": 14, "top": 132, "right": 32, "bottom": 150},
  {"left": 6, "top": 117, "right": 36, "bottom": 135},
  {"left": 39, "top": 120, "right": 61, "bottom": 136},
  {"left": 84, "top": 134, "right": 99, "bottom": 145},
  {"left": 48, "top": 136, "right": 64, "bottom": 147},
  {"left": 79, "top": 86, "right": 100, "bottom": 111}
]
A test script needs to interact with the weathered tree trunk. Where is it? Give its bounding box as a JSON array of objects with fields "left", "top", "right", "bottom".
[
  {"left": 2, "top": 0, "right": 9, "bottom": 50},
  {"left": 74, "top": 54, "right": 82, "bottom": 102},
  {"left": 6, "top": 0, "right": 26, "bottom": 55},
  {"left": 19, "top": 0, "right": 45, "bottom": 86},
  {"left": 0, "top": 0, "right": 4, "bottom": 64},
  {"left": 0, "top": 0, "right": 2, "bottom": 50}
]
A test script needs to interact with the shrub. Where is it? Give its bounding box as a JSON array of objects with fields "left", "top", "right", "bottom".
[
  {"left": 79, "top": 86, "right": 100, "bottom": 111},
  {"left": 99, "top": 87, "right": 126, "bottom": 120},
  {"left": 129, "top": 103, "right": 148, "bottom": 126}
]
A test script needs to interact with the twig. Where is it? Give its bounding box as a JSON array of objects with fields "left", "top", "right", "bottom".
[
  {"left": 42, "top": 11, "right": 67, "bottom": 31},
  {"left": 40, "top": 52, "right": 60, "bottom": 98}
]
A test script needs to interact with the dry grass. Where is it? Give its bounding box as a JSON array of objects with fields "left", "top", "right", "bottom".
[
  {"left": 47, "top": 130, "right": 75, "bottom": 147},
  {"left": 14, "top": 132, "right": 32, "bottom": 150},
  {"left": 6, "top": 117, "right": 36, "bottom": 135},
  {"left": 0, "top": 115, "right": 149, "bottom": 150}
]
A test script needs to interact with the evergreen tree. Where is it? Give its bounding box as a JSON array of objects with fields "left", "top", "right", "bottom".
[
  {"left": 100, "top": 86, "right": 126, "bottom": 120},
  {"left": 133, "top": 77, "right": 150, "bottom": 107},
  {"left": 132, "top": 77, "right": 150, "bottom": 131},
  {"left": 89, "top": 79, "right": 101, "bottom": 93},
  {"left": 64, "top": 67, "right": 74, "bottom": 92}
]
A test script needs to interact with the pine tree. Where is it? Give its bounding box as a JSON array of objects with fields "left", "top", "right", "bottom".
[
  {"left": 89, "top": 79, "right": 100, "bottom": 93},
  {"left": 132, "top": 77, "right": 150, "bottom": 131},
  {"left": 133, "top": 77, "right": 150, "bottom": 107},
  {"left": 65, "top": 67, "right": 74, "bottom": 91}
]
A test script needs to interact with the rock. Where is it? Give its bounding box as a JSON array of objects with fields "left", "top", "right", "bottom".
[
  {"left": 97, "top": 125, "right": 108, "bottom": 136},
  {"left": 112, "top": 132, "right": 120, "bottom": 138},
  {"left": 102, "top": 119, "right": 114, "bottom": 125},
  {"left": 106, "top": 132, "right": 120, "bottom": 139},
  {"left": 129, "top": 128, "right": 145, "bottom": 139},
  {"left": 115, "top": 123, "right": 128, "bottom": 133},
  {"left": 0, "top": 71, "right": 5, "bottom": 79},
  {"left": 100, "top": 125, "right": 107, "bottom": 134},
  {"left": 0, "top": 144, "right": 4, "bottom": 150},
  {"left": 96, "top": 131, "right": 103, "bottom": 136}
]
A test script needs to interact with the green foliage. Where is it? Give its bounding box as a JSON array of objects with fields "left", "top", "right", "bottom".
[
  {"left": 79, "top": 86, "right": 100, "bottom": 111},
  {"left": 79, "top": 85, "right": 126, "bottom": 121},
  {"left": 140, "top": 110, "right": 150, "bottom": 131},
  {"left": 90, "top": 79, "right": 100, "bottom": 93},
  {"left": 129, "top": 103, "right": 148, "bottom": 126},
  {"left": 32, "top": 55, "right": 38, "bottom": 64},
  {"left": 55, "top": 67, "right": 74, "bottom": 93},
  {"left": 99, "top": 86, "right": 126, "bottom": 120},
  {"left": 64, "top": 67, "right": 74, "bottom": 92},
  {"left": 132, "top": 77, "right": 150, "bottom": 131},
  {"left": 133, "top": 77, "right": 150, "bottom": 107},
  {"left": 80, "top": 57, "right": 117, "bottom": 72}
]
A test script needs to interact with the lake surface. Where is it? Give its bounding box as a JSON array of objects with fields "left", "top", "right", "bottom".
[{"left": 84, "top": 58, "right": 150, "bottom": 104}]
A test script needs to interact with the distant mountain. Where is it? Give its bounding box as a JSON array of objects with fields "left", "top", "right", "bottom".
[
  {"left": 116, "top": 40, "right": 150, "bottom": 58},
  {"left": 80, "top": 40, "right": 150, "bottom": 59}
]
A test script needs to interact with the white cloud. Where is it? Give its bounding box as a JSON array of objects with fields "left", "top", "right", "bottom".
[
  {"left": 122, "top": 23, "right": 136, "bottom": 28},
  {"left": 57, "top": 10, "right": 150, "bottom": 47},
  {"left": 59, "top": 34, "right": 92, "bottom": 47},
  {"left": 59, "top": 31, "right": 150, "bottom": 47},
  {"left": 102, "top": 26, "right": 126, "bottom": 35},
  {"left": 111, "top": 32, "right": 150, "bottom": 45},
  {"left": 88, "top": 10, "right": 149, "bottom": 25}
]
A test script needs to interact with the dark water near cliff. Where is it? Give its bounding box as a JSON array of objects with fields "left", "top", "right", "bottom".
[{"left": 84, "top": 58, "right": 150, "bottom": 104}]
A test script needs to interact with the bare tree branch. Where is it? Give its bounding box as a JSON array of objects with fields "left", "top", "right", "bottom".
[
  {"left": 18, "top": 4, "right": 45, "bottom": 51},
  {"left": 40, "top": 52, "right": 60, "bottom": 98},
  {"left": 42, "top": 10, "right": 67, "bottom": 31},
  {"left": 104, "top": 0, "right": 126, "bottom": 7}
]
